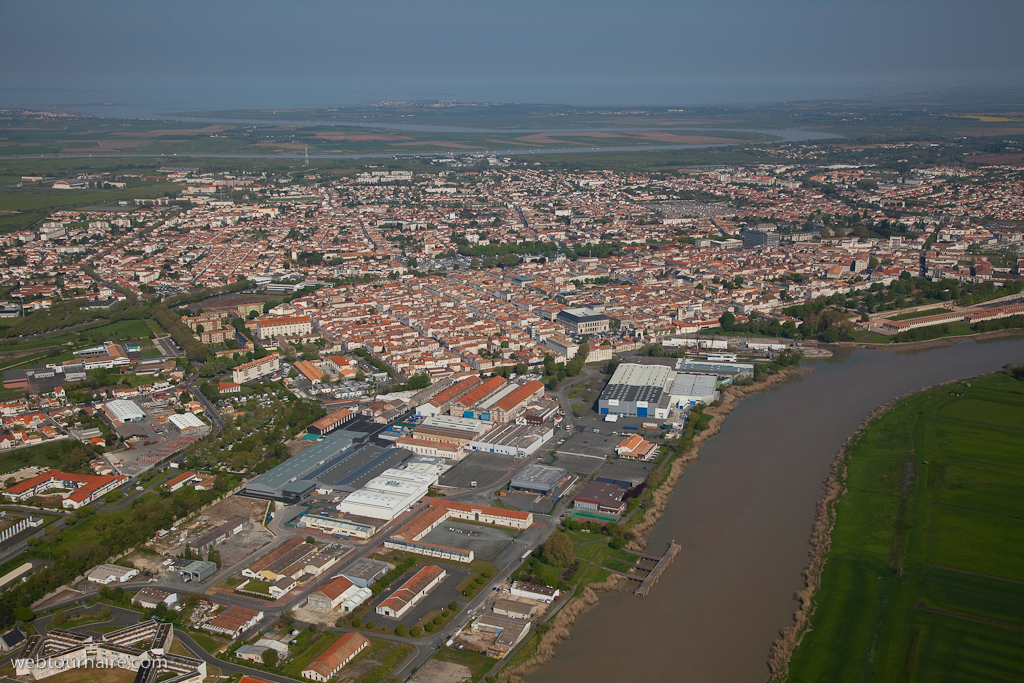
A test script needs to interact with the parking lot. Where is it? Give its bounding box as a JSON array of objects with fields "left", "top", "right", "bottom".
[
  {"left": 367, "top": 562, "right": 470, "bottom": 628},
  {"left": 420, "top": 521, "right": 517, "bottom": 562},
  {"left": 439, "top": 452, "right": 519, "bottom": 490}
]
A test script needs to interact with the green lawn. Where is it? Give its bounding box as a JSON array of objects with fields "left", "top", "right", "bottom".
[
  {"left": 0, "top": 439, "right": 88, "bottom": 477},
  {"left": 281, "top": 631, "right": 342, "bottom": 678},
  {"left": 346, "top": 638, "right": 414, "bottom": 683},
  {"left": 240, "top": 579, "right": 272, "bottom": 595},
  {"left": 61, "top": 611, "right": 113, "bottom": 628},
  {"left": 849, "top": 330, "right": 894, "bottom": 343},
  {"left": 185, "top": 629, "right": 229, "bottom": 654},
  {"left": 786, "top": 370, "right": 1024, "bottom": 683},
  {"left": 886, "top": 306, "right": 952, "bottom": 321},
  {"left": 0, "top": 318, "right": 160, "bottom": 353}
]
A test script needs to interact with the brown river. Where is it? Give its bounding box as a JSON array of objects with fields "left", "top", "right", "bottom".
[{"left": 528, "top": 336, "right": 1024, "bottom": 683}]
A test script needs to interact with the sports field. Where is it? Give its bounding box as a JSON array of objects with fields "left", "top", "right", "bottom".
[{"left": 787, "top": 370, "right": 1024, "bottom": 682}]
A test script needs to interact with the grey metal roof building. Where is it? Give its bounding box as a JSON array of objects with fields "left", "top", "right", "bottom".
[
  {"left": 597, "top": 460, "right": 653, "bottom": 490},
  {"left": 598, "top": 363, "right": 673, "bottom": 418},
  {"left": 178, "top": 560, "right": 217, "bottom": 581},
  {"left": 556, "top": 307, "right": 609, "bottom": 335},
  {"left": 510, "top": 464, "right": 571, "bottom": 495},
  {"left": 243, "top": 429, "right": 367, "bottom": 501},
  {"left": 341, "top": 558, "right": 391, "bottom": 587},
  {"left": 674, "top": 358, "right": 755, "bottom": 379},
  {"left": 668, "top": 373, "right": 718, "bottom": 406}
]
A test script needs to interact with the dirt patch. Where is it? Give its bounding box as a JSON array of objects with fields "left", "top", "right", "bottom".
[
  {"left": 410, "top": 659, "right": 474, "bottom": 683},
  {"left": 122, "top": 551, "right": 166, "bottom": 575},
  {"left": 454, "top": 628, "right": 497, "bottom": 652},
  {"left": 292, "top": 604, "right": 353, "bottom": 628},
  {"left": 288, "top": 438, "right": 317, "bottom": 456}
]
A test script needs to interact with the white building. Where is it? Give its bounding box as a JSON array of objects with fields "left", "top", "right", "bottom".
[
  {"left": 255, "top": 314, "right": 313, "bottom": 341},
  {"left": 168, "top": 412, "right": 207, "bottom": 433},
  {"left": 232, "top": 353, "right": 280, "bottom": 383},
  {"left": 335, "top": 468, "right": 436, "bottom": 521},
  {"left": 375, "top": 565, "right": 446, "bottom": 618},
  {"left": 87, "top": 564, "right": 140, "bottom": 584},
  {"left": 104, "top": 399, "right": 145, "bottom": 423}
]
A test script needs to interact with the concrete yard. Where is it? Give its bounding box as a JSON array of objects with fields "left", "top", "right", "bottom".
[
  {"left": 420, "top": 521, "right": 516, "bottom": 562},
  {"left": 409, "top": 659, "right": 475, "bottom": 683},
  {"left": 439, "top": 452, "right": 519, "bottom": 490},
  {"left": 550, "top": 452, "right": 606, "bottom": 477},
  {"left": 367, "top": 563, "right": 470, "bottom": 628}
]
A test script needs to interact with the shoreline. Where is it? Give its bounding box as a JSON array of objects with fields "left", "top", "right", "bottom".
[
  {"left": 853, "top": 327, "right": 1024, "bottom": 351},
  {"left": 495, "top": 363, "right": 813, "bottom": 683},
  {"left": 764, "top": 373, "right": 980, "bottom": 681}
]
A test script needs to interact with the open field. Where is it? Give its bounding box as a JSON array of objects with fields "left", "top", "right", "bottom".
[{"left": 786, "top": 370, "right": 1024, "bottom": 683}]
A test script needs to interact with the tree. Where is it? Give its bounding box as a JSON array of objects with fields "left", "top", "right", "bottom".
[
  {"left": 281, "top": 608, "right": 295, "bottom": 626},
  {"left": 395, "top": 624, "right": 407, "bottom": 636},
  {"left": 262, "top": 648, "right": 278, "bottom": 666},
  {"left": 541, "top": 531, "right": 575, "bottom": 567},
  {"left": 408, "top": 373, "right": 431, "bottom": 390},
  {"left": 407, "top": 257, "right": 418, "bottom": 268},
  {"left": 306, "top": 536, "right": 316, "bottom": 544},
  {"left": 50, "top": 609, "right": 67, "bottom": 627},
  {"left": 719, "top": 311, "right": 736, "bottom": 331}
]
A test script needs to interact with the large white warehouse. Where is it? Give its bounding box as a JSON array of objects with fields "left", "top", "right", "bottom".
[{"left": 335, "top": 468, "right": 436, "bottom": 521}]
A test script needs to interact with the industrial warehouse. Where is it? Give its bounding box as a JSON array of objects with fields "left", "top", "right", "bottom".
[
  {"left": 598, "top": 362, "right": 721, "bottom": 418},
  {"left": 241, "top": 429, "right": 418, "bottom": 501}
]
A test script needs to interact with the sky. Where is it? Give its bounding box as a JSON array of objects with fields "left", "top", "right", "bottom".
[{"left": 2, "top": 0, "right": 1023, "bottom": 113}]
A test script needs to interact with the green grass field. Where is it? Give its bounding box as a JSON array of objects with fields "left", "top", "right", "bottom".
[
  {"left": 0, "top": 439, "right": 86, "bottom": 478},
  {"left": 0, "top": 318, "right": 159, "bottom": 352},
  {"left": 786, "top": 370, "right": 1024, "bottom": 683},
  {"left": 887, "top": 307, "right": 952, "bottom": 321}
]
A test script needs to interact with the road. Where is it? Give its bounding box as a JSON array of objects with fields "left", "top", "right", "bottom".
[{"left": 185, "top": 373, "right": 225, "bottom": 432}]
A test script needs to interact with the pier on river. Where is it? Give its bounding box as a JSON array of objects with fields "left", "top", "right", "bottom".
[{"left": 631, "top": 541, "right": 682, "bottom": 597}]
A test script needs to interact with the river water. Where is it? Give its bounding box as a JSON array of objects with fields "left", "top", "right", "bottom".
[{"left": 529, "top": 337, "right": 1024, "bottom": 683}]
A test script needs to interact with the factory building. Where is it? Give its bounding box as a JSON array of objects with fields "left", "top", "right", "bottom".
[
  {"left": 335, "top": 468, "right": 436, "bottom": 521},
  {"left": 104, "top": 399, "right": 145, "bottom": 423},
  {"left": 510, "top": 464, "right": 572, "bottom": 495},
  {"left": 598, "top": 363, "right": 720, "bottom": 418},
  {"left": 468, "top": 422, "right": 553, "bottom": 458}
]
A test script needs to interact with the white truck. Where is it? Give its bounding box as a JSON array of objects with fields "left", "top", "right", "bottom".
[{"left": 603, "top": 414, "right": 618, "bottom": 423}]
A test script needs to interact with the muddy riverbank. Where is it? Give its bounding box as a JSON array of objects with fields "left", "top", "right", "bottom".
[{"left": 525, "top": 336, "right": 1024, "bottom": 683}]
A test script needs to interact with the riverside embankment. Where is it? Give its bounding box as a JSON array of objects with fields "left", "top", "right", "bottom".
[{"left": 526, "top": 335, "right": 1024, "bottom": 683}]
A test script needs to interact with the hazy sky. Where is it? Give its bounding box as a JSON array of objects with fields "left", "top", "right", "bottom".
[{"left": 2, "top": 0, "right": 1023, "bottom": 111}]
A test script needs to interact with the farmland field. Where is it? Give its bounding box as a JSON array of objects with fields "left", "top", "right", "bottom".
[{"left": 787, "top": 370, "right": 1024, "bottom": 683}]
